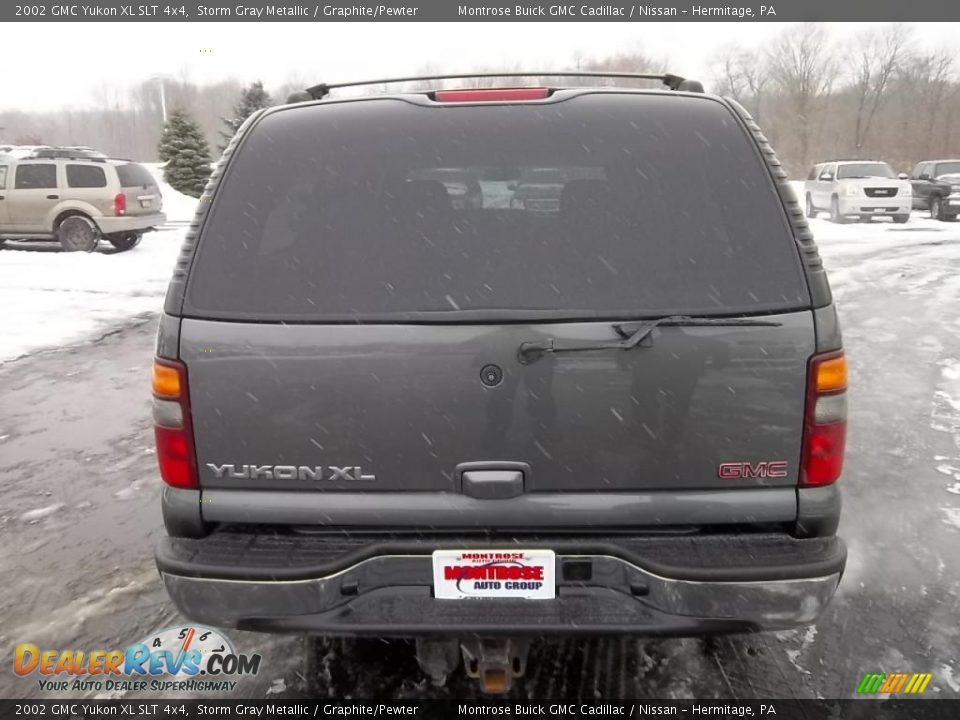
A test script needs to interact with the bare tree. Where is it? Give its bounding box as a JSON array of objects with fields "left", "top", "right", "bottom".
[
  {"left": 849, "top": 24, "right": 912, "bottom": 155},
  {"left": 712, "top": 45, "right": 769, "bottom": 121},
  {"left": 3, "top": 29, "right": 960, "bottom": 173},
  {"left": 579, "top": 51, "right": 666, "bottom": 88},
  {"left": 944, "top": 82, "right": 960, "bottom": 152},
  {"left": 897, "top": 49, "right": 956, "bottom": 159},
  {"left": 766, "top": 23, "right": 837, "bottom": 171},
  {"left": 714, "top": 45, "right": 748, "bottom": 97}
]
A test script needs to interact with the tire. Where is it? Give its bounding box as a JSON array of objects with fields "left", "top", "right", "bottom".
[
  {"left": 930, "top": 195, "right": 944, "bottom": 221},
  {"left": 894, "top": 214, "right": 910, "bottom": 224},
  {"left": 57, "top": 215, "right": 98, "bottom": 252},
  {"left": 108, "top": 233, "right": 141, "bottom": 252},
  {"left": 830, "top": 197, "right": 847, "bottom": 224},
  {"left": 805, "top": 194, "right": 816, "bottom": 218}
]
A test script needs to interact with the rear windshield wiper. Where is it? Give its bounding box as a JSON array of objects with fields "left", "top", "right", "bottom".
[{"left": 517, "top": 315, "right": 783, "bottom": 364}]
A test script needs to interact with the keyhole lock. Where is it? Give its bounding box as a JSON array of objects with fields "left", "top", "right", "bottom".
[{"left": 480, "top": 364, "right": 504, "bottom": 388}]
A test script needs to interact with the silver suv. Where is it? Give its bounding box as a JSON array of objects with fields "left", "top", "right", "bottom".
[
  {"left": 153, "top": 73, "right": 847, "bottom": 694},
  {"left": 804, "top": 160, "right": 912, "bottom": 224},
  {"left": 0, "top": 147, "right": 165, "bottom": 252}
]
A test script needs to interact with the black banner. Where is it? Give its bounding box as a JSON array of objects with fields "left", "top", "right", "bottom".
[
  {"left": 5, "top": 0, "right": 960, "bottom": 22},
  {"left": 1, "top": 700, "right": 958, "bottom": 719}
]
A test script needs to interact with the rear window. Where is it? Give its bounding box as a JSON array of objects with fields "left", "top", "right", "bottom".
[
  {"left": 66, "top": 164, "right": 107, "bottom": 188},
  {"left": 186, "top": 94, "right": 808, "bottom": 321},
  {"left": 115, "top": 163, "right": 155, "bottom": 187}
]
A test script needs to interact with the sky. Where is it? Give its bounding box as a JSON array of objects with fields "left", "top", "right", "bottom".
[{"left": 4, "top": 21, "right": 959, "bottom": 112}]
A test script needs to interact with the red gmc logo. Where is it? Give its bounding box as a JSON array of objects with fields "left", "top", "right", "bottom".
[{"left": 718, "top": 461, "right": 789, "bottom": 479}]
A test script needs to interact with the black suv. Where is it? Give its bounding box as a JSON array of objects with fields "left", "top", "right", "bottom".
[{"left": 153, "top": 73, "right": 847, "bottom": 693}]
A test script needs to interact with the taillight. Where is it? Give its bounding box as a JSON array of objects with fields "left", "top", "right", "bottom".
[
  {"left": 800, "top": 351, "right": 847, "bottom": 487},
  {"left": 114, "top": 192, "right": 126, "bottom": 216},
  {"left": 434, "top": 88, "right": 550, "bottom": 102},
  {"left": 152, "top": 358, "right": 198, "bottom": 489}
]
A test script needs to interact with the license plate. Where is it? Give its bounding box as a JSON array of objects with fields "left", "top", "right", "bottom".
[
  {"left": 432, "top": 549, "right": 556, "bottom": 600},
  {"left": 140, "top": 199, "right": 152, "bottom": 208}
]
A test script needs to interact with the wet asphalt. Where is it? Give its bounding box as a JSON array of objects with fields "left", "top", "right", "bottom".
[{"left": 0, "top": 231, "right": 958, "bottom": 701}]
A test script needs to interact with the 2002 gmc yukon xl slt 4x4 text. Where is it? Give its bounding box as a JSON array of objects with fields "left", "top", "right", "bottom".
[{"left": 152, "top": 73, "right": 848, "bottom": 693}]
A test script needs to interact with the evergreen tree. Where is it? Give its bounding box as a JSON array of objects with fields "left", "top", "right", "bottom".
[
  {"left": 219, "top": 80, "right": 272, "bottom": 151},
  {"left": 158, "top": 108, "right": 212, "bottom": 198}
]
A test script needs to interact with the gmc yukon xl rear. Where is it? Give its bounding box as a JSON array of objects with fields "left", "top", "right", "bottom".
[{"left": 153, "top": 73, "right": 847, "bottom": 693}]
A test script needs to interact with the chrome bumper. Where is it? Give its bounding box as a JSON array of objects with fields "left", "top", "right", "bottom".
[{"left": 160, "top": 553, "right": 842, "bottom": 636}]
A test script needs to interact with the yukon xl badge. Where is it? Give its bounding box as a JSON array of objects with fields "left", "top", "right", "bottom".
[{"left": 207, "top": 464, "right": 376, "bottom": 482}]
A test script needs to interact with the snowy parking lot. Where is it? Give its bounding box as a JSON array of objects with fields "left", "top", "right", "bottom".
[
  {"left": 0, "top": 176, "right": 958, "bottom": 699},
  {"left": 0, "top": 167, "right": 194, "bottom": 363}
]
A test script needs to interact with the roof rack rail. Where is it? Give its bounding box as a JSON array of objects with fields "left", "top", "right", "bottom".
[
  {"left": 3, "top": 145, "right": 108, "bottom": 161},
  {"left": 27, "top": 146, "right": 108, "bottom": 160},
  {"left": 289, "top": 71, "right": 703, "bottom": 102}
]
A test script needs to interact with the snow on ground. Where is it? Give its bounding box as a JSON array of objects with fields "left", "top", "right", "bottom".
[
  {"left": 790, "top": 178, "right": 960, "bottom": 544},
  {"left": 0, "top": 165, "right": 196, "bottom": 363},
  {"left": 788, "top": 181, "right": 960, "bottom": 337}
]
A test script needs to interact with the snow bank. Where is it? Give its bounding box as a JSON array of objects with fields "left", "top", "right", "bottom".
[
  {"left": 143, "top": 163, "right": 198, "bottom": 223},
  {"left": 0, "top": 167, "right": 197, "bottom": 363}
]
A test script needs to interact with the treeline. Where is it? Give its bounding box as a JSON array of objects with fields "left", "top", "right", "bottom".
[
  {"left": 0, "top": 76, "right": 304, "bottom": 163},
  {"left": 712, "top": 23, "right": 960, "bottom": 175},
  {"left": 2, "top": 23, "right": 958, "bottom": 176}
]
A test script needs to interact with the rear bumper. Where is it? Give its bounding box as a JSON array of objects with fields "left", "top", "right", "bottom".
[
  {"left": 95, "top": 213, "right": 166, "bottom": 234},
  {"left": 157, "top": 532, "right": 845, "bottom": 636}
]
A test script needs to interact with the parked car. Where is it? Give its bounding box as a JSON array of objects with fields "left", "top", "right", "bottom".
[
  {"left": 804, "top": 160, "right": 911, "bottom": 223},
  {"left": 153, "top": 74, "right": 846, "bottom": 694},
  {"left": 0, "top": 147, "right": 164, "bottom": 251},
  {"left": 909, "top": 159, "right": 960, "bottom": 221}
]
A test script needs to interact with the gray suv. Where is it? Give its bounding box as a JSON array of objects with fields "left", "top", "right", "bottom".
[{"left": 153, "top": 73, "right": 847, "bottom": 693}]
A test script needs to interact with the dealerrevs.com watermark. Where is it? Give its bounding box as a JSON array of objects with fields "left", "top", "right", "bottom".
[{"left": 13, "top": 626, "right": 261, "bottom": 694}]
